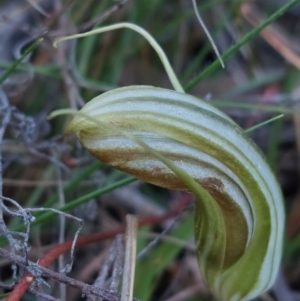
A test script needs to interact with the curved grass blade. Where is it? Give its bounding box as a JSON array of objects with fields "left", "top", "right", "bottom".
[{"left": 0, "top": 38, "right": 43, "bottom": 85}]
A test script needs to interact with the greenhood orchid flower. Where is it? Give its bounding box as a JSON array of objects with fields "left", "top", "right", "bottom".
[{"left": 64, "top": 85, "right": 284, "bottom": 301}]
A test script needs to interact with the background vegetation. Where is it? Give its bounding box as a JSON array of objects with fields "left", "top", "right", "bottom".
[{"left": 0, "top": 0, "right": 300, "bottom": 300}]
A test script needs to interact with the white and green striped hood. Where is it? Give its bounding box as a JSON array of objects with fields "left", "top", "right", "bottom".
[{"left": 66, "top": 85, "right": 284, "bottom": 301}]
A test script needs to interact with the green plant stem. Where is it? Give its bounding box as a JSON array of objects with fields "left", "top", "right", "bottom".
[
  {"left": 43, "top": 161, "right": 102, "bottom": 208},
  {"left": 54, "top": 23, "right": 184, "bottom": 92},
  {"left": 0, "top": 39, "right": 43, "bottom": 85},
  {"left": 267, "top": 117, "right": 283, "bottom": 170},
  {"left": 0, "top": 173, "right": 136, "bottom": 246},
  {"left": 33, "top": 176, "right": 136, "bottom": 226},
  {"left": 224, "top": 72, "right": 284, "bottom": 98},
  {"left": 209, "top": 99, "right": 296, "bottom": 114},
  {"left": 244, "top": 114, "right": 284, "bottom": 133},
  {"left": 0, "top": 61, "right": 61, "bottom": 78},
  {"left": 184, "top": 0, "right": 300, "bottom": 91}
]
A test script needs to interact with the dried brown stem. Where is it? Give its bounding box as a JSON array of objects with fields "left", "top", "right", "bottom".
[
  {"left": 4, "top": 194, "right": 192, "bottom": 301},
  {"left": 0, "top": 248, "right": 121, "bottom": 301},
  {"left": 241, "top": 3, "right": 300, "bottom": 69}
]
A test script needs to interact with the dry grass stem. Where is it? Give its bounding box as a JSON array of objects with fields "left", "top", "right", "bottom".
[
  {"left": 241, "top": 3, "right": 300, "bottom": 70},
  {"left": 121, "top": 215, "right": 138, "bottom": 301}
]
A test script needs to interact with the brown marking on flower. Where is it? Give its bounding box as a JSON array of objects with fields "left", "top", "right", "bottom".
[
  {"left": 109, "top": 121, "right": 132, "bottom": 128},
  {"left": 87, "top": 146, "right": 247, "bottom": 271},
  {"left": 201, "top": 177, "right": 225, "bottom": 193}
]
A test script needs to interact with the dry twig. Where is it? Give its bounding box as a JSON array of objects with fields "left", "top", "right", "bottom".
[
  {"left": 121, "top": 215, "right": 138, "bottom": 301},
  {"left": 5, "top": 195, "right": 192, "bottom": 301}
]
